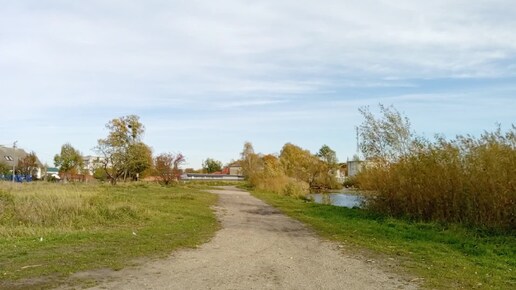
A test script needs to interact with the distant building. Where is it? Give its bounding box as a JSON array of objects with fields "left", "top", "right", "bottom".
[
  {"left": 228, "top": 161, "right": 243, "bottom": 176},
  {"left": 178, "top": 160, "right": 244, "bottom": 181},
  {"left": 180, "top": 173, "right": 244, "bottom": 181},
  {"left": 46, "top": 167, "right": 61, "bottom": 179},
  {"left": 82, "top": 155, "right": 105, "bottom": 175},
  {"left": 0, "top": 145, "right": 44, "bottom": 179},
  {"left": 334, "top": 164, "right": 347, "bottom": 183},
  {"left": 347, "top": 160, "right": 364, "bottom": 177}
]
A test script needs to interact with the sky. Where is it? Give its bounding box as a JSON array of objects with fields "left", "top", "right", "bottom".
[{"left": 1, "top": 0, "right": 515, "bottom": 169}]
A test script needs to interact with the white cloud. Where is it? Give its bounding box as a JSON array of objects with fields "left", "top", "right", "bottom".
[{"left": 1, "top": 0, "right": 515, "bottom": 167}]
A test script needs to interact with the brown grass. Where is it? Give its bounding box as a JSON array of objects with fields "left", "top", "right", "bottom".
[
  {"left": 357, "top": 127, "right": 515, "bottom": 232},
  {"left": 0, "top": 182, "right": 144, "bottom": 237},
  {"left": 252, "top": 174, "right": 309, "bottom": 197}
]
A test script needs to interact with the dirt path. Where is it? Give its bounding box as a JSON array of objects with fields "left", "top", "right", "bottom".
[{"left": 76, "top": 186, "right": 417, "bottom": 289}]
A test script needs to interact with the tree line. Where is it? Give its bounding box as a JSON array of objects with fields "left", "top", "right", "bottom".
[
  {"left": 51, "top": 115, "right": 185, "bottom": 185},
  {"left": 240, "top": 141, "right": 342, "bottom": 196},
  {"left": 52, "top": 114, "right": 241, "bottom": 185}
]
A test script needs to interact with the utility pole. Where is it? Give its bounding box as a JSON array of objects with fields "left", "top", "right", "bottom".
[
  {"left": 355, "top": 126, "right": 359, "bottom": 155},
  {"left": 12, "top": 141, "right": 17, "bottom": 183}
]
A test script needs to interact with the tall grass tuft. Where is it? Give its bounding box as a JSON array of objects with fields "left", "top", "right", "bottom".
[
  {"left": 0, "top": 182, "right": 144, "bottom": 237},
  {"left": 357, "top": 126, "right": 515, "bottom": 232}
]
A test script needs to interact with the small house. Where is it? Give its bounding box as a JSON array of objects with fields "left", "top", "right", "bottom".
[
  {"left": 0, "top": 145, "right": 44, "bottom": 179},
  {"left": 228, "top": 161, "right": 243, "bottom": 176}
]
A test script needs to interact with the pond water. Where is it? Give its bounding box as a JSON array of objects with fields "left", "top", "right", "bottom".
[{"left": 310, "top": 190, "right": 364, "bottom": 208}]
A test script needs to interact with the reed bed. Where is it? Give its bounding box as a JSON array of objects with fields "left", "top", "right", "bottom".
[{"left": 357, "top": 127, "right": 515, "bottom": 232}]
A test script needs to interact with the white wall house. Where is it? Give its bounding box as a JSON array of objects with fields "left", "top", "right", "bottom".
[
  {"left": 82, "top": 155, "right": 105, "bottom": 175},
  {"left": 347, "top": 160, "right": 364, "bottom": 177}
]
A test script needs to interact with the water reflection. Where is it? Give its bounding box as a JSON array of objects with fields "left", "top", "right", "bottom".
[{"left": 310, "top": 190, "right": 364, "bottom": 208}]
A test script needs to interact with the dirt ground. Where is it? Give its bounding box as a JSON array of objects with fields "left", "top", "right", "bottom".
[{"left": 69, "top": 186, "right": 418, "bottom": 290}]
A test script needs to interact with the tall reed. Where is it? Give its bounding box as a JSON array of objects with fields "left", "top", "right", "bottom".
[{"left": 357, "top": 127, "right": 515, "bottom": 232}]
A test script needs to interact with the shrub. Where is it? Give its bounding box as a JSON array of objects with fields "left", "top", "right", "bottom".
[
  {"left": 357, "top": 126, "right": 516, "bottom": 232},
  {"left": 93, "top": 167, "right": 108, "bottom": 181},
  {"left": 251, "top": 174, "right": 309, "bottom": 198},
  {"left": 342, "top": 176, "right": 357, "bottom": 188},
  {"left": 281, "top": 178, "right": 310, "bottom": 197},
  {"left": 254, "top": 175, "right": 289, "bottom": 194},
  {"left": 241, "top": 142, "right": 340, "bottom": 195}
]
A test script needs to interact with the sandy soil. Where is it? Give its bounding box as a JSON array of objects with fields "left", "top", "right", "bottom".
[{"left": 69, "top": 186, "right": 417, "bottom": 290}]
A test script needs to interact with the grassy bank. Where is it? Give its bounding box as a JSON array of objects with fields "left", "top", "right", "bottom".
[
  {"left": 251, "top": 189, "right": 515, "bottom": 289},
  {"left": 0, "top": 182, "right": 219, "bottom": 289}
]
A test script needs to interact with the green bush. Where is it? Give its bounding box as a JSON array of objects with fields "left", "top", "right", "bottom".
[
  {"left": 93, "top": 167, "right": 107, "bottom": 181},
  {"left": 281, "top": 178, "right": 310, "bottom": 197},
  {"left": 342, "top": 176, "right": 357, "bottom": 188}
]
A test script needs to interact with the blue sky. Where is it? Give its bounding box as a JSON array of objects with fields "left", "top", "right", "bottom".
[{"left": 1, "top": 0, "right": 515, "bottom": 168}]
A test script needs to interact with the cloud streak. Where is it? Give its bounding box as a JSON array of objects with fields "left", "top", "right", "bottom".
[{"left": 0, "top": 0, "right": 515, "bottom": 167}]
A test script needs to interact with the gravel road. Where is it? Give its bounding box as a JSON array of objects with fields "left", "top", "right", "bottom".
[{"left": 77, "top": 186, "right": 417, "bottom": 290}]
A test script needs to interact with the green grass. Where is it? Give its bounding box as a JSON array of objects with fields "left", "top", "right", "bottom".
[
  {"left": 251, "top": 189, "right": 516, "bottom": 289},
  {"left": 0, "top": 182, "right": 219, "bottom": 289}
]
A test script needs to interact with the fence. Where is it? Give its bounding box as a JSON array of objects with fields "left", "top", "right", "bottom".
[{"left": 0, "top": 174, "right": 33, "bottom": 182}]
